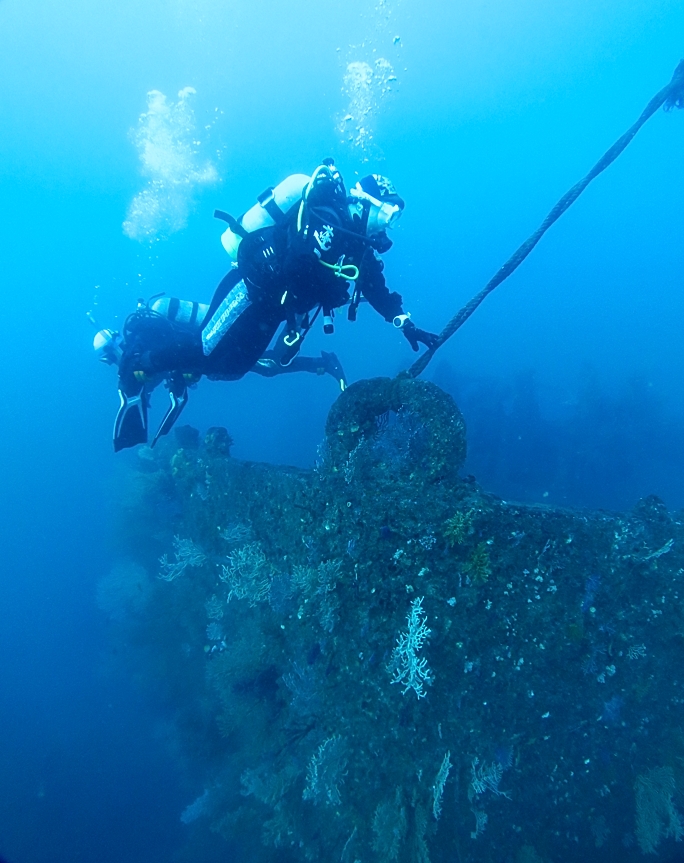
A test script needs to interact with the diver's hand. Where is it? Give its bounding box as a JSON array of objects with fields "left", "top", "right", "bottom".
[{"left": 402, "top": 320, "right": 439, "bottom": 352}]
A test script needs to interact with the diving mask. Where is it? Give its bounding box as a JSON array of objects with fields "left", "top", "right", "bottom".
[{"left": 349, "top": 184, "right": 403, "bottom": 236}]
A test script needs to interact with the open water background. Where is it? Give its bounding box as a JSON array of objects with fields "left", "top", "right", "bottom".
[{"left": 0, "top": 1, "right": 683, "bottom": 859}]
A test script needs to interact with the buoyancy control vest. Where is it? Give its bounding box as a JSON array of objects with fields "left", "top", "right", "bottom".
[{"left": 215, "top": 163, "right": 372, "bottom": 334}]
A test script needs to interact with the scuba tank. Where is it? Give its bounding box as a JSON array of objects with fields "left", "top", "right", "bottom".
[
  {"left": 218, "top": 173, "right": 311, "bottom": 261},
  {"left": 150, "top": 296, "right": 209, "bottom": 328}
]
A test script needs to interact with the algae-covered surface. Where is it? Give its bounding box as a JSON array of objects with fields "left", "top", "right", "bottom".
[{"left": 105, "top": 379, "right": 684, "bottom": 862}]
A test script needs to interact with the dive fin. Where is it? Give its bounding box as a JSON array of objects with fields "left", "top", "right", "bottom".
[
  {"left": 151, "top": 377, "right": 189, "bottom": 448},
  {"left": 113, "top": 386, "right": 149, "bottom": 452},
  {"left": 321, "top": 351, "right": 347, "bottom": 391}
]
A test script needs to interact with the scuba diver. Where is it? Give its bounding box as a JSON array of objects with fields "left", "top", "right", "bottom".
[{"left": 95, "top": 160, "right": 438, "bottom": 451}]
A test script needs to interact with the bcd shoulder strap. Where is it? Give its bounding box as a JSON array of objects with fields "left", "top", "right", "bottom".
[
  {"left": 257, "top": 187, "right": 287, "bottom": 224},
  {"left": 214, "top": 209, "right": 248, "bottom": 239}
]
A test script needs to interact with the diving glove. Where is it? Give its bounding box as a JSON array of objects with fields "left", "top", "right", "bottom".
[{"left": 395, "top": 317, "right": 439, "bottom": 352}]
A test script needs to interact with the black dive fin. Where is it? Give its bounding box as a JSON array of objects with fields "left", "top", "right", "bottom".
[
  {"left": 151, "top": 378, "right": 189, "bottom": 448},
  {"left": 321, "top": 351, "right": 347, "bottom": 391},
  {"left": 113, "top": 386, "right": 149, "bottom": 452}
]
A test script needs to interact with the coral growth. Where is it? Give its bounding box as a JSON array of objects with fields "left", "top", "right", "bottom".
[
  {"left": 634, "top": 766, "right": 683, "bottom": 853},
  {"left": 388, "top": 596, "right": 433, "bottom": 698},
  {"left": 463, "top": 541, "right": 492, "bottom": 585},
  {"left": 443, "top": 509, "right": 475, "bottom": 546}
]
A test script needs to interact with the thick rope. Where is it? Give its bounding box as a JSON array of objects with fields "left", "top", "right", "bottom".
[{"left": 405, "top": 59, "right": 684, "bottom": 380}]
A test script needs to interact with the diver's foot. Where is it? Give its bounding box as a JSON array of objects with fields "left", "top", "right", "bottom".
[{"left": 320, "top": 351, "right": 347, "bottom": 391}]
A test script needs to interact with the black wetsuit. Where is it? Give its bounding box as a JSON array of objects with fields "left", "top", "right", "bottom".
[{"left": 119, "top": 203, "right": 405, "bottom": 389}]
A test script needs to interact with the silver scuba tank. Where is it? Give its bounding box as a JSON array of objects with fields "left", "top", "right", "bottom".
[
  {"left": 220, "top": 173, "right": 311, "bottom": 261},
  {"left": 151, "top": 297, "right": 210, "bottom": 328}
]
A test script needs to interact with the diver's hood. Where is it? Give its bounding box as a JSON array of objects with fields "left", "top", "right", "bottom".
[{"left": 94, "top": 329, "right": 123, "bottom": 365}]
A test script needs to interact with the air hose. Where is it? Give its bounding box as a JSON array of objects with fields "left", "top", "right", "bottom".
[
  {"left": 318, "top": 259, "right": 360, "bottom": 280},
  {"left": 404, "top": 58, "right": 684, "bottom": 380}
]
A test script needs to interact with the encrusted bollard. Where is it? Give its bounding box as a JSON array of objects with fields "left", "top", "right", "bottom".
[{"left": 324, "top": 376, "right": 467, "bottom": 481}]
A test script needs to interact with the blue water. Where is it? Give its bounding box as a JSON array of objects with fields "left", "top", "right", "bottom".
[{"left": 1, "top": 1, "right": 683, "bottom": 860}]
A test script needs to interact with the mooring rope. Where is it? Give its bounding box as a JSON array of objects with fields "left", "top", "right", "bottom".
[{"left": 405, "top": 59, "right": 684, "bottom": 380}]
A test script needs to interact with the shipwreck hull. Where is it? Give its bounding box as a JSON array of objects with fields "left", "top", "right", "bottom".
[{"left": 107, "top": 379, "right": 684, "bottom": 862}]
